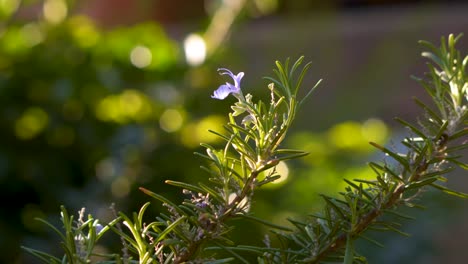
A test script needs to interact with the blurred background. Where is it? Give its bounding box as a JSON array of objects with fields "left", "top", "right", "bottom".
[{"left": 1, "top": 0, "right": 467, "bottom": 263}]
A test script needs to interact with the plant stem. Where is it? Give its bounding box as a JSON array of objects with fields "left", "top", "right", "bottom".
[
  {"left": 307, "top": 132, "right": 453, "bottom": 263},
  {"left": 173, "top": 168, "right": 263, "bottom": 263}
]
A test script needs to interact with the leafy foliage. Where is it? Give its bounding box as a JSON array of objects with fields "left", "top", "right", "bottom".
[
  {"left": 0, "top": 2, "right": 204, "bottom": 261},
  {"left": 241, "top": 34, "right": 468, "bottom": 264},
  {"left": 23, "top": 35, "right": 467, "bottom": 263}
]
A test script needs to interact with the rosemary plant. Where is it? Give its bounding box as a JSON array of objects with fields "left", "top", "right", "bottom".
[{"left": 23, "top": 34, "right": 467, "bottom": 263}]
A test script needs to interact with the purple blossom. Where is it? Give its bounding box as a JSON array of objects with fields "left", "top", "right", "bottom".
[
  {"left": 95, "top": 223, "right": 104, "bottom": 234},
  {"left": 211, "top": 68, "right": 244, "bottom": 100}
]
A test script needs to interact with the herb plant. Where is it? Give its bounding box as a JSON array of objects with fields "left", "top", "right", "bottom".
[{"left": 23, "top": 34, "right": 467, "bottom": 264}]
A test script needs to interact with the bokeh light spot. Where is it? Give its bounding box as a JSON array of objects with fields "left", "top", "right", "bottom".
[
  {"left": 0, "top": 0, "right": 20, "bottom": 18},
  {"left": 160, "top": 109, "right": 184, "bottom": 133},
  {"left": 253, "top": 0, "right": 278, "bottom": 15},
  {"left": 111, "top": 176, "right": 130, "bottom": 198},
  {"left": 130, "top": 45, "right": 152, "bottom": 68},
  {"left": 43, "top": 0, "right": 67, "bottom": 24},
  {"left": 328, "top": 121, "right": 363, "bottom": 149},
  {"left": 20, "top": 23, "right": 43, "bottom": 47},
  {"left": 95, "top": 90, "right": 154, "bottom": 123},
  {"left": 95, "top": 96, "right": 117, "bottom": 122},
  {"left": 181, "top": 115, "right": 225, "bottom": 147},
  {"left": 120, "top": 90, "right": 143, "bottom": 116},
  {"left": 96, "top": 158, "right": 116, "bottom": 182},
  {"left": 21, "top": 204, "right": 45, "bottom": 231},
  {"left": 184, "top": 33, "right": 206, "bottom": 66},
  {"left": 328, "top": 119, "right": 388, "bottom": 152},
  {"left": 289, "top": 132, "right": 330, "bottom": 166},
  {"left": 268, "top": 161, "right": 289, "bottom": 185},
  {"left": 15, "top": 107, "right": 49, "bottom": 140},
  {"left": 69, "top": 16, "right": 100, "bottom": 48},
  {"left": 361, "top": 118, "right": 388, "bottom": 144},
  {"left": 228, "top": 193, "right": 250, "bottom": 212}
]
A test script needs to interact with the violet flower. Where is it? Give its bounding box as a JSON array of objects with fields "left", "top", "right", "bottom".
[{"left": 211, "top": 68, "right": 244, "bottom": 100}]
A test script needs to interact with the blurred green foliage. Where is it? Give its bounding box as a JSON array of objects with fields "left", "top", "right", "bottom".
[
  {"left": 0, "top": 2, "right": 222, "bottom": 262},
  {"left": 4, "top": 0, "right": 465, "bottom": 263},
  {"left": 252, "top": 119, "right": 389, "bottom": 227},
  {"left": 0, "top": 3, "right": 389, "bottom": 259}
]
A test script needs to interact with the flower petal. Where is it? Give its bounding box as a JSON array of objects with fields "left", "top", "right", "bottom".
[
  {"left": 232, "top": 72, "right": 244, "bottom": 89},
  {"left": 212, "top": 68, "right": 244, "bottom": 100},
  {"left": 218, "top": 68, "right": 244, "bottom": 89},
  {"left": 211, "top": 84, "right": 234, "bottom": 100},
  {"left": 218, "top": 68, "right": 234, "bottom": 76}
]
